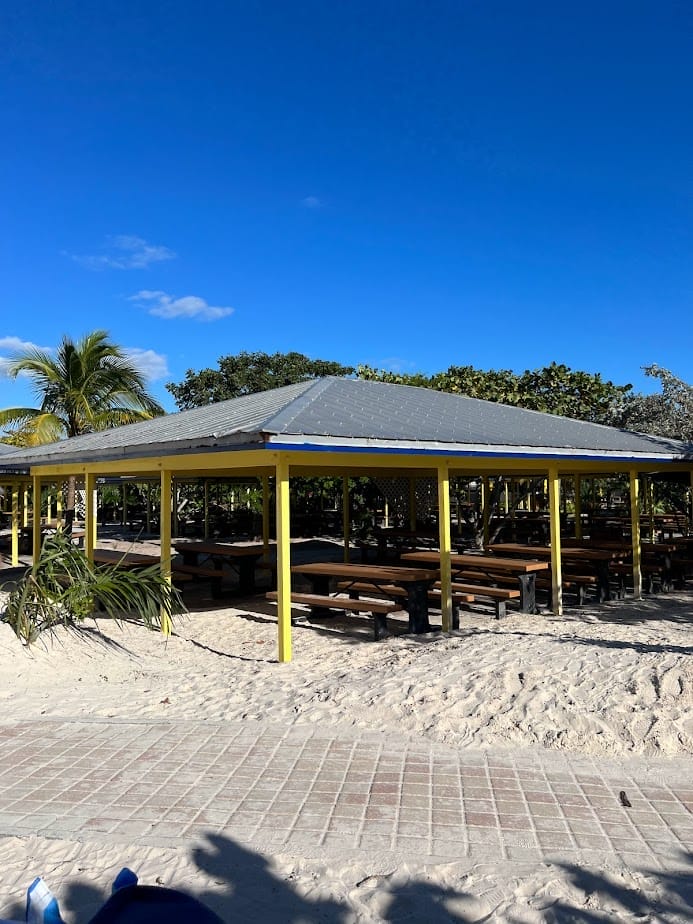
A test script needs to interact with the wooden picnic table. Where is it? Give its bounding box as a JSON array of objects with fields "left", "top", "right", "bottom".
[
  {"left": 400, "top": 550, "right": 548, "bottom": 614},
  {"left": 92, "top": 548, "right": 161, "bottom": 568},
  {"left": 563, "top": 537, "right": 680, "bottom": 553},
  {"left": 291, "top": 561, "right": 440, "bottom": 633},
  {"left": 487, "top": 542, "right": 628, "bottom": 602},
  {"left": 565, "top": 538, "right": 691, "bottom": 590},
  {"left": 372, "top": 527, "right": 439, "bottom": 561},
  {"left": 172, "top": 541, "right": 270, "bottom": 593},
  {"left": 92, "top": 544, "right": 259, "bottom": 597}
]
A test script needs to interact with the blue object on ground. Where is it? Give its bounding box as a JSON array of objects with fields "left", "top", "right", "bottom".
[
  {"left": 2, "top": 868, "right": 223, "bottom": 924},
  {"left": 1, "top": 872, "right": 75, "bottom": 924},
  {"left": 26, "top": 878, "right": 64, "bottom": 924},
  {"left": 86, "top": 884, "right": 224, "bottom": 923}
]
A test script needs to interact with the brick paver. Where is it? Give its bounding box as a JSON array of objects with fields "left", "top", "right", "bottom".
[{"left": 0, "top": 719, "right": 691, "bottom": 870}]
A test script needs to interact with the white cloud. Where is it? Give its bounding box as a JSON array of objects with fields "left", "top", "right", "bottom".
[
  {"left": 301, "top": 195, "right": 323, "bottom": 209},
  {"left": 376, "top": 357, "right": 419, "bottom": 374},
  {"left": 124, "top": 348, "right": 169, "bottom": 381},
  {"left": 0, "top": 336, "right": 52, "bottom": 377},
  {"left": 0, "top": 336, "right": 167, "bottom": 386},
  {"left": 130, "top": 290, "right": 234, "bottom": 321},
  {"left": 67, "top": 235, "right": 176, "bottom": 270}
]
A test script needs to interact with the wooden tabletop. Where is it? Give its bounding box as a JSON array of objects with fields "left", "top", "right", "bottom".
[
  {"left": 606, "top": 540, "right": 680, "bottom": 554},
  {"left": 487, "top": 543, "right": 623, "bottom": 562},
  {"left": 92, "top": 548, "right": 160, "bottom": 567},
  {"left": 291, "top": 562, "right": 440, "bottom": 583},
  {"left": 400, "top": 550, "right": 549, "bottom": 574},
  {"left": 172, "top": 541, "right": 267, "bottom": 558},
  {"left": 562, "top": 538, "right": 680, "bottom": 553}
]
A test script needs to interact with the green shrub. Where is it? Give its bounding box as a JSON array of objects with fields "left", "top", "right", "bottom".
[{"left": 1, "top": 532, "right": 187, "bottom": 644}]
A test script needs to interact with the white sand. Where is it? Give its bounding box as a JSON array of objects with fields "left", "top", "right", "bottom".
[{"left": 0, "top": 549, "right": 692, "bottom": 921}]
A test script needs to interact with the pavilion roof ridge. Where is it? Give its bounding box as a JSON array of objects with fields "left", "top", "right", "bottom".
[{"left": 1, "top": 375, "right": 692, "bottom": 470}]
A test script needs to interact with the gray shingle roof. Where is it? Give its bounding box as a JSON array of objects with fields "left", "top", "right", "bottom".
[
  {"left": 0, "top": 442, "right": 28, "bottom": 475},
  {"left": 4, "top": 376, "right": 692, "bottom": 468}
]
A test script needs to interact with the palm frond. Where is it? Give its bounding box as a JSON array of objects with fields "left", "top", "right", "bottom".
[
  {"left": 1, "top": 533, "right": 187, "bottom": 644},
  {"left": 0, "top": 329, "right": 165, "bottom": 443}
]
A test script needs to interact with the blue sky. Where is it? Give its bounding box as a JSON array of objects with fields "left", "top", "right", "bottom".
[{"left": 1, "top": 0, "right": 691, "bottom": 413}]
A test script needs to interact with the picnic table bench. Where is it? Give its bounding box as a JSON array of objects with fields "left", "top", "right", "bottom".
[
  {"left": 172, "top": 541, "right": 269, "bottom": 594},
  {"left": 336, "top": 576, "right": 524, "bottom": 621},
  {"left": 372, "top": 527, "right": 440, "bottom": 562},
  {"left": 458, "top": 566, "right": 600, "bottom": 607},
  {"left": 91, "top": 548, "right": 213, "bottom": 591},
  {"left": 266, "top": 590, "right": 400, "bottom": 640},
  {"left": 290, "top": 561, "right": 440, "bottom": 634},
  {"left": 335, "top": 580, "right": 475, "bottom": 629},
  {"left": 487, "top": 543, "right": 620, "bottom": 603},
  {"left": 438, "top": 581, "right": 519, "bottom": 619},
  {"left": 400, "top": 551, "right": 547, "bottom": 614}
]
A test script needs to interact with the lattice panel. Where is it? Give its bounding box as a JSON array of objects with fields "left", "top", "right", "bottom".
[
  {"left": 415, "top": 477, "right": 437, "bottom": 522},
  {"left": 373, "top": 476, "right": 409, "bottom": 521},
  {"left": 373, "top": 476, "right": 439, "bottom": 523}
]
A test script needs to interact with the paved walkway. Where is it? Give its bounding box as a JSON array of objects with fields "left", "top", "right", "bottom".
[{"left": 0, "top": 719, "right": 691, "bottom": 872}]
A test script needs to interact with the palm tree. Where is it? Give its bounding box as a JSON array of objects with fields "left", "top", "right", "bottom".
[{"left": 0, "top": 330, "right": 165, "bottom": 528}]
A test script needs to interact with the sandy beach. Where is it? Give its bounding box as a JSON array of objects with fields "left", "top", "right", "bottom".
[{"left": 0, "top": 541, "right": 692, "bottom": 922}]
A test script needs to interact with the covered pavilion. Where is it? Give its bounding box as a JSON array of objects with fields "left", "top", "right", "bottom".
[{"left": 1, "top": 376, "right": 692, "bottom": 662}]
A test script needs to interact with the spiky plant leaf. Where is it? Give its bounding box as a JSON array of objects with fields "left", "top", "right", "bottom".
[{"left": 1, "top": 532, "right": 186, "bottom": 644}]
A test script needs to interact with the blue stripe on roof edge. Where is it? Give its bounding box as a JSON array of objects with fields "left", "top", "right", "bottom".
[{"left": 259, "top": 441, "right": 691, "bottom": 463}]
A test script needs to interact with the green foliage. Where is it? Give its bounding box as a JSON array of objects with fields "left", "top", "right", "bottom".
[
  {"left": 358, "top": 361, "right": 632, "bottom": 424},
  {"left": 166, "top": 351, "right": 633, "bottom": 426},
  {"left": 0, "top": 330, "right": 165, "bottom": 446},
  {"left": 355, "top": 365, "right": 434, "bottom": 389},
  {"left": 432, "top": 365, "right": 522, "bottom": 405},
  {"left": 167, "top": 350, "right": 355, "bottom": 410},
  {"left": 615, "top": 365, "right": 693, "bottom": 441},
  {"left": 1, "top": 533, "right": 186, "bottom": 645}
]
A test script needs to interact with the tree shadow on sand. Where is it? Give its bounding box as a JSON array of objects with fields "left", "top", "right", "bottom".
[
  {"left": 504, "top": 851, "right": 693, "bottom": 923},
  {"left": 189, "top": 833, "right": 491, "bottom": 922},
  {"left": 189, "top": 834, "right": 693, "bottom": 923},
  {"left": 5, "top": 837, "right": 692, "bottom": 922}
]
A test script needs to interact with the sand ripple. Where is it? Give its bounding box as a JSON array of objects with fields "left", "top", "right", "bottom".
[{"left": 2, "top": 592, "right": 691, "bottom": 758}]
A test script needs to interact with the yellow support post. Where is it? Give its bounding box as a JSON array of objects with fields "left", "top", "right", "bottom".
[
  {"left": 481, "top": 476, "right": 490, "bottom": 548},
  {"left": 630, "top": 471, "right": 642, "bottom": 599},
  {"left": 32, "top": 477, "right": 42, "bottom": 563},
  {"left": 10, "top": 484, "right": 19, "bottom": 566},
  {"left": 204, "top": 479, "right": 210, "bottom": 539},
  {"left": 159, "top": 469, "right": 173, "bottom": 635},
  {"left": 574, "top": 475, "right": 582, "bottom": 540},
  {"left": 172, "top": 482, "right": 179, "bottom": 538},
  {"left": 648, "top": 478, "right": 656, "bottom": 543},
  {"left": 276, "top": 456, "right": 292, "bottom": 663},
  {"left": 84, "top": 473, "right": 96, "bottom": 558},
  {"left": 437, "top": 462, "right": 453, "bottom": 632},
  {"left": 342, "top": 476, "right": 351, "bottom": 562},
  {"left": 145, "top": 482, "right": 152, "bottom": 534},
  {"left": 23, "top": 486, "right": 30, "bottom": 528},
  {"left": 262, "top": 475, "right": 270, "bottom": 554},
  {"left": 548, "top": 466, "right": 563, "bottom": 616},
  {"left": 56, "top": 487, "right": 63, "bottom": 527}
]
